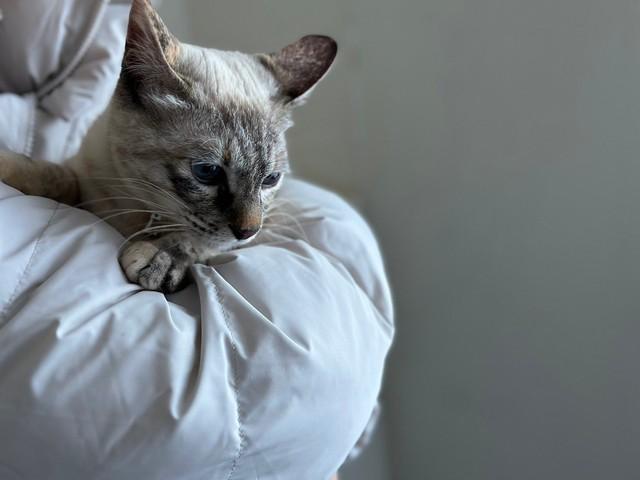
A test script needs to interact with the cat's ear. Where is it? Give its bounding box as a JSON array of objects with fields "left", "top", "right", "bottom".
[
  {"left": 121, "top": 0, "right": 185, "bottom": 100},
  {"left": 262, "top": 35, "right": 338, "bottom": 106}
]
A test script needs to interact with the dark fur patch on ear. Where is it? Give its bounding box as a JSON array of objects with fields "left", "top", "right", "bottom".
[
  {"left": 264, "top": 35, "right": 338, "bottom": 102},
  {"left": 120, "top": 0, "right": 186, "bottom": 106},
  {"left": 125, "top": 0, "right": 180, "bottom": 68}
]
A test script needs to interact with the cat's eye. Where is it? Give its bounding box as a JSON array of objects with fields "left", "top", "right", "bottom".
[
  {"left": 262, "top": 172, "right": 282, "bottom": 188},
  {"left": 191, "top": 162, "right": 226, "bottom": 185}
]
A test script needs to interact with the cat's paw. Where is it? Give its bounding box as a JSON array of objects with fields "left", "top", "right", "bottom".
[{"left": 119, "top": 241, "right": 192, "bottom": 293}]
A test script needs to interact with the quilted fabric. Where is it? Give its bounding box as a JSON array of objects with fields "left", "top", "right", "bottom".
[{"left": 0, "top": 178, "right": 393, "bottom": 480}]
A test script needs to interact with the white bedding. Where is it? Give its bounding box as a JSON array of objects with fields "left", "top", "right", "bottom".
[{"left": 0, "top": 178, "right": 394, "bottom": 480}]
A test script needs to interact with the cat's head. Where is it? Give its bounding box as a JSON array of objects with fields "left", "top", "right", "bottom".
[{"left": 109, "top": 0, "right": 336, "bottom": 249}]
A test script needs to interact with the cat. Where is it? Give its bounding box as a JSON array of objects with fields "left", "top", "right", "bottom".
[{"left": 0, "top": 0, "right": 337, "bottom": 293}]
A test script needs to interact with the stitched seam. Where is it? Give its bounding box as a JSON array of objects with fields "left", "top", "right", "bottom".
[
  {"left": 0, "top": 203, "right": 60, "bottom": 327},
  {"left": 24, "top": 98, "right": 36, "bottom": 158},
  {"left": 212, "top": 279, "right": 246, "bottom": 480}
]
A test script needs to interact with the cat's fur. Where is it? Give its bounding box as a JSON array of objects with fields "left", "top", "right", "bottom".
[{"left": 0, "top": 0, "right": 336, "bottom": 293}]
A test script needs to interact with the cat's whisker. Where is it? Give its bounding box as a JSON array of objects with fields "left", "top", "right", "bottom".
[
  {"left": 263, "top": 211, "right": 310, "bottom": 242},
  {"left": 266, "top": 208, "right": 310, "bottom": 222},
  {"left": 262, "top": 222, "right": 303, "bottom": 234},
  {"left": 75, "top": 175, "right": 191, "bottom": 212},
  {"left": 94, "top": 176, "right": 190, "bottom": 209},
  {"left": 263, "top": 225, "right": 308, "bottom": 242},
  {"left": 258, "top": 230, "right": 302, "bottom": 244},
  {"left": 102, "top": 182, "right": 189, "bottom": 213},
  {"left": 87, "top": 209, "right": 178, "bottom": 229},
  {"left": 267, "top": 199, "right": 319, "bottom": 216},
  {"left": 74, "top": 195, "right": 174, "bottom": 213},
  {"left": 107, "top": 187, "right": 196, "bottom": 232},
  {"left": 108, "top": 185, "right": 187, "bottom": 218},
  {"left": 266, "top": 198, "right": 297, "bottom": 207},
  {"left": 118, "top": 223, "right": 190, "bottom": 251},
  {"left": 265, "top": 205, "right": 314, "bottom": 222},
  {"left": 93, "top": 208, "right": 171, "bottom": 216},
  {"left": 261, "top": 223, "right": 308, "bottom": 242},
  {"left": 115, "top": 178, "right": 189, "bottom": 210}
]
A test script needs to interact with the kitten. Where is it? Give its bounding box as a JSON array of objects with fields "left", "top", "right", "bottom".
[{"left": 0, "top": 0, "right": 337, "bottom": 293}]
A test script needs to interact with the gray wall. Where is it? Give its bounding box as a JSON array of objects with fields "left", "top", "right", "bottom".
[{"left": 160, "top": 1, "right": 640, "bottom": 479}]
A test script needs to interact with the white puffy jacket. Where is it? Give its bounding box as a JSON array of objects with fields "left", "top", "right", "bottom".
[
  {"left": 0, "top": 0, "right": 131, "bottom": 163},
  {"left": 0, "top": 177, "right": 394, "bottom": 479}
]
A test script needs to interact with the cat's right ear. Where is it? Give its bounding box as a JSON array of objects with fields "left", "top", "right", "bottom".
[
  {"left": 121, "top": 0, "right": 185, "bottom": 102},
  {"left": 262, "top": 35, "right": 338, "bottom": 106}
]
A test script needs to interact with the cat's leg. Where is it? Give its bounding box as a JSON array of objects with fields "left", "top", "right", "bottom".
[
  {"left": 0, "top": 151, "right": 79, "bottom": 205},
  {"left": 119, "top": 233, "right": 199, "bottom": 293}
]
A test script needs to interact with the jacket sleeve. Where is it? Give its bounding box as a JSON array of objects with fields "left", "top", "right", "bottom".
[
  {"left": 0, "top": 93, "right": 37, "bottom": 156},
  {"left": 0, "top": 2, "right": 130, "bottom": 163},
  {"left": 0, "top": 178, "right": 394, "bottom": 480}
]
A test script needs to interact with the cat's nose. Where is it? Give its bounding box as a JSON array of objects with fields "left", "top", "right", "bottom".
[{"left": 229, "top": 224, "right": 259, "bottom": 240}]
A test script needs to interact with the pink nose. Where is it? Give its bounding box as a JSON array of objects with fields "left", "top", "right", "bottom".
[{"left": 229, "top": 224, "right": 259, "bottom": 240}]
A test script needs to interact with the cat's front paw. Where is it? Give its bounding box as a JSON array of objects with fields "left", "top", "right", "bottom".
[{"left": 119, "top": 241, "right": 192, "bottom": 293}]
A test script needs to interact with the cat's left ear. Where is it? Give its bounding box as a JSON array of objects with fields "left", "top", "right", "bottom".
[{"left": 261, "top": 35, "right": 338, "bottom": 106}]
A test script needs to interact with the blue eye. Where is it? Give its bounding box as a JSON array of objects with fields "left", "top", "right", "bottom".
[
  {"left": 262, "top": 172, "right": 282, "bottom": 188},
  {"left": 191, "top": 162, "right": 225, "bottom": 185}
]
